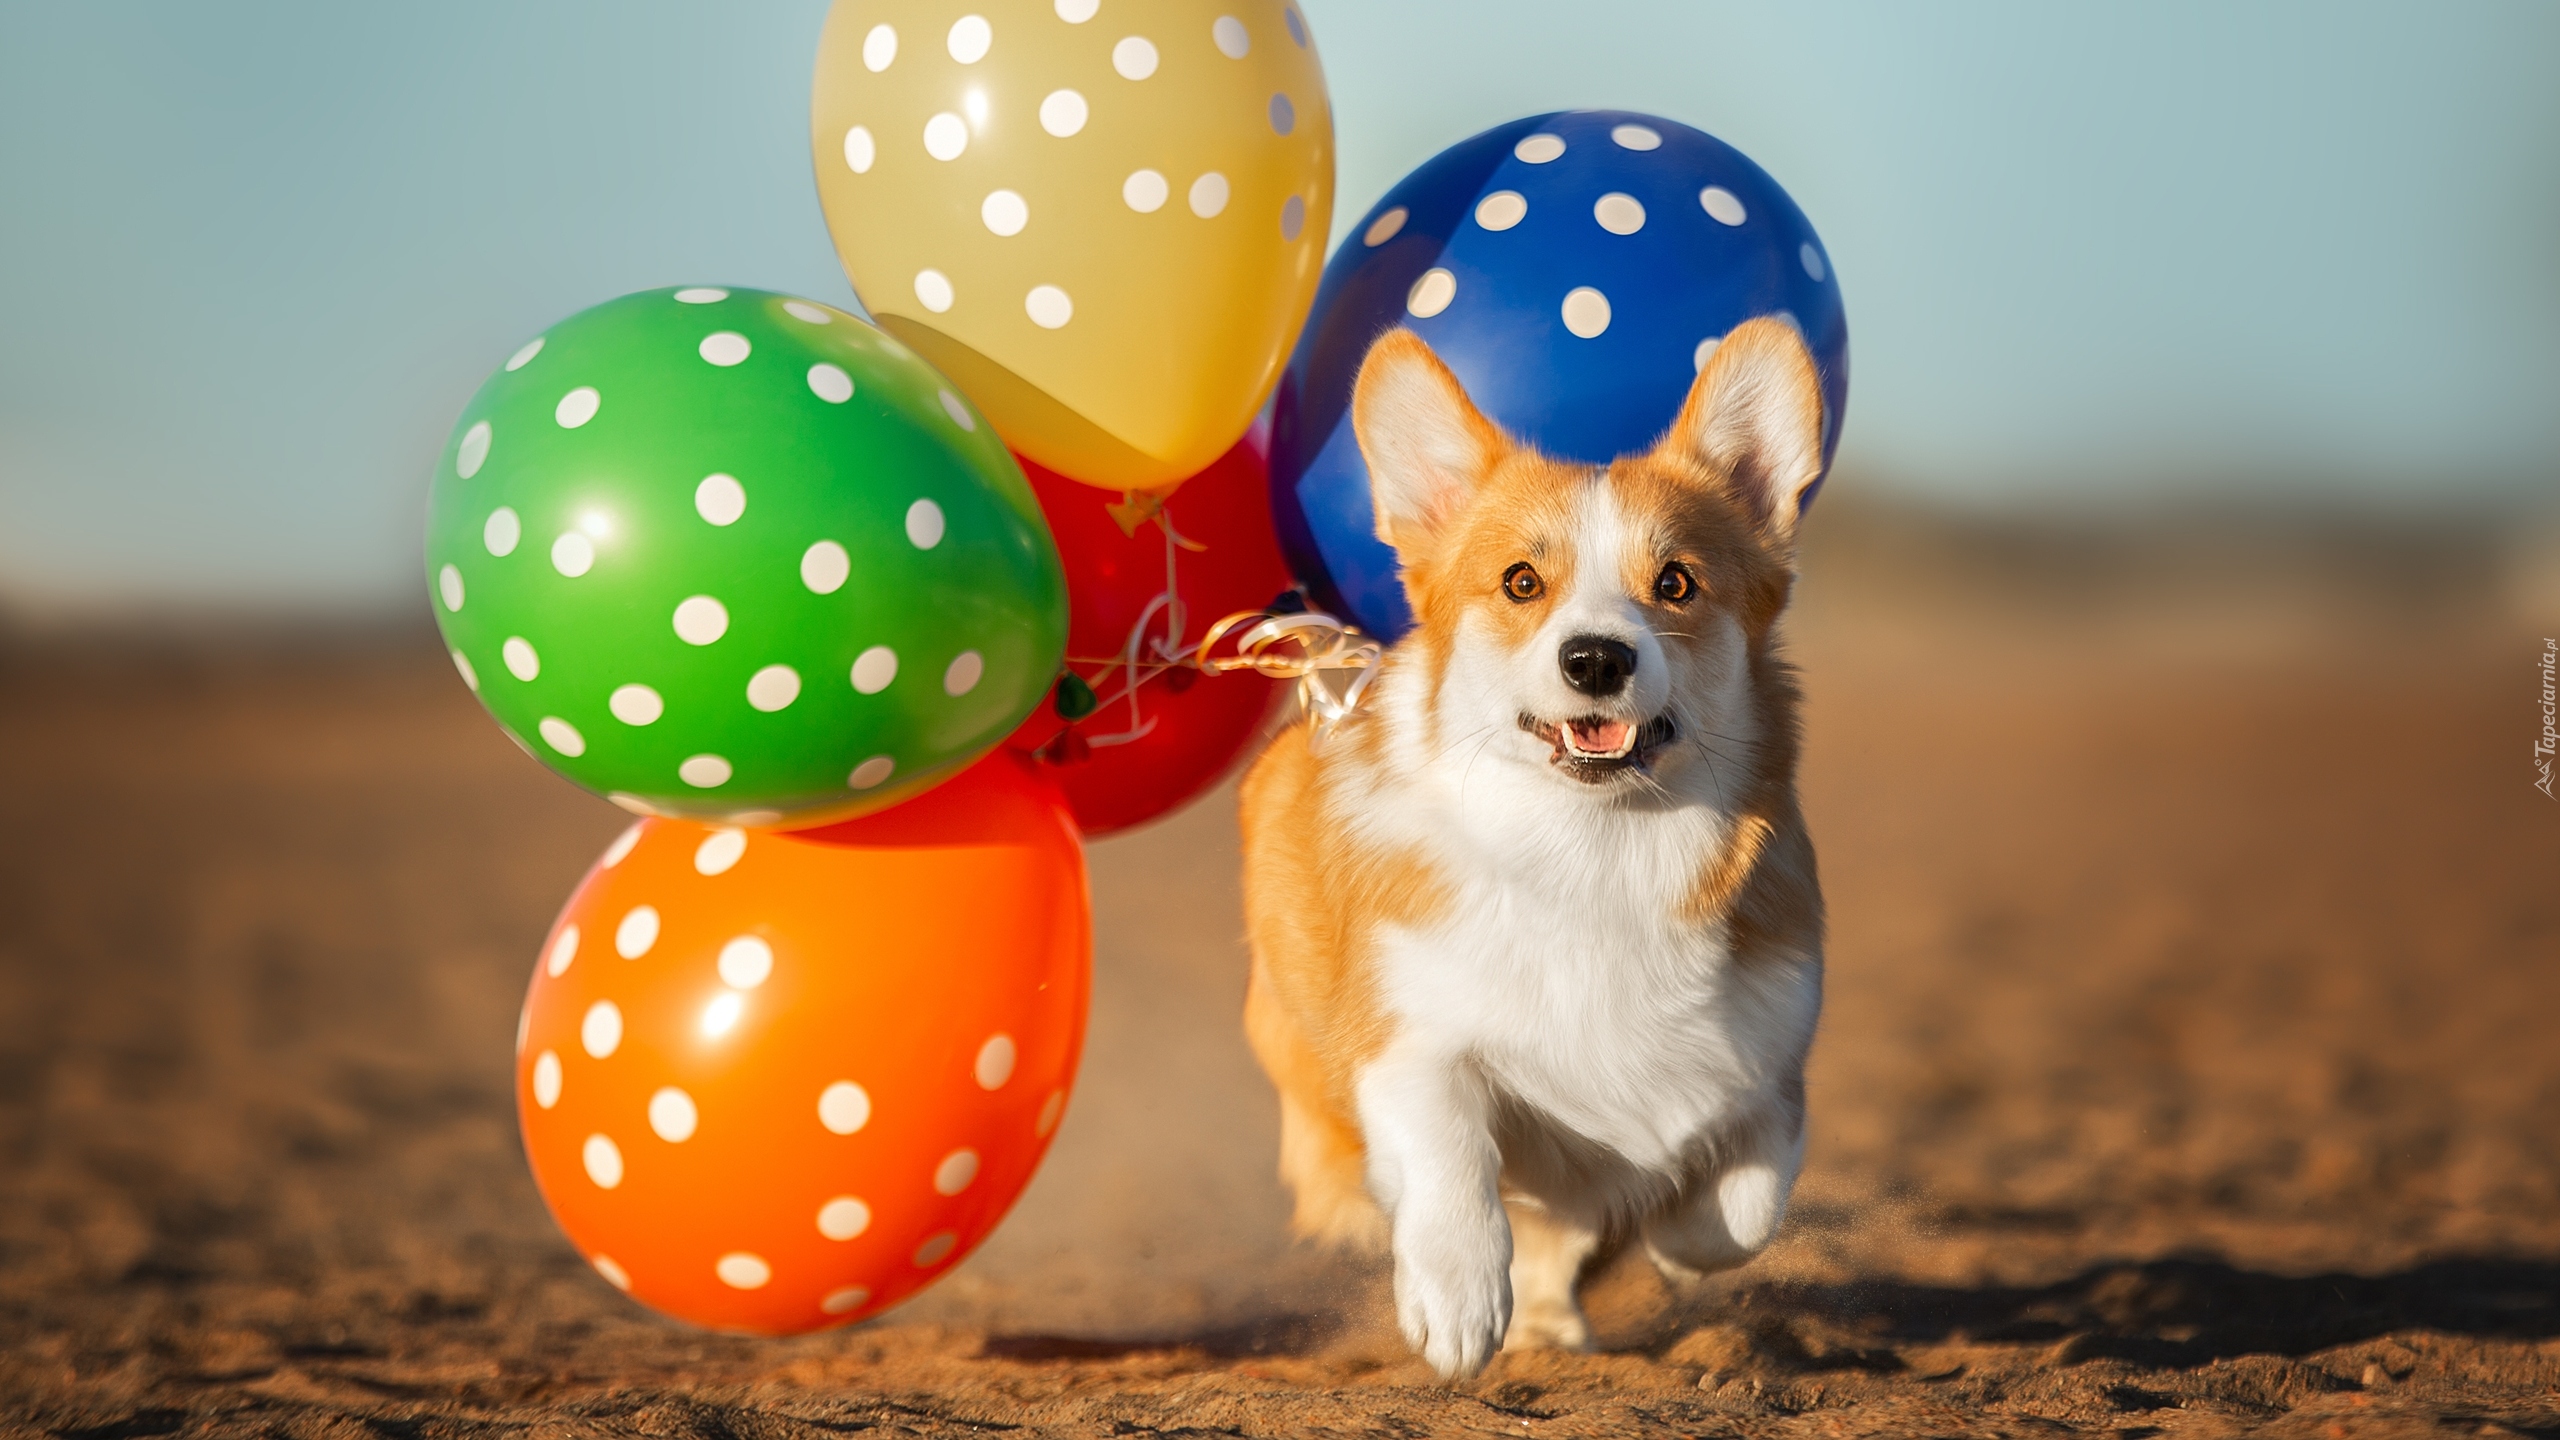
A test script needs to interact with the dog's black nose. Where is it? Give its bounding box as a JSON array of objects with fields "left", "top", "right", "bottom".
[{"left": 1558, "top": 635, "right": 1637, "bottom": 697}]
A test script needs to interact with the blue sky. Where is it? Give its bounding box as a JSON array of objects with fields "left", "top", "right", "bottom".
[{"left": 1, "top": 1, "right": 2554, "bottom": 608}]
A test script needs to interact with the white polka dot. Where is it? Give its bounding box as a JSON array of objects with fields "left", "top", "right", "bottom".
[
  {"left": 732, "top": 809, "right": 780, "bottom": 827},
  {"left": 1801, "top": 242, "right": 1828, "bottom": 282},
  {"left": 456, "top": 421, "right": 492, "bottom": 479},
  {"left": 551, "top": 531, "right": 594, "bottom": 577},
  {"left": 1700, "top": 186, "right": 1747, "bottom": 226},
  {"left": 607, "top": 793, "right": 656, "bottom": 816},
  {"left": 820, "top": 1285, "right": 871, "bottom": 1315},
  {"left": 699, "top": 331, "right": 750, "bottom": 366},
  {"left": 615, "top": 905, "right": 660, "bottom": 959},
  {"left": 1268, "top": 92, "right": 1295, "bottom": 135},
  {"left": 483, "top": 506, "right": 520, "bottom": 556},
  {"left": 1038, "top": 88, "right": 1087, "bottom": 137},
  {"left": 947, "top": 13, "right": 991, "bottom": 61},
  {"left": 672, "top": 595, "right": 728, "bottom": 645},
  {"left": 700, "top": 991, "right": 745, "bottom": 1037},
  {"left": 1113, "top": 35, "right": 1158, "bottom": 78},
  {"left": 1024, "top": 283, "right": 1072, "bottom": 328},
  {"left": 679, "top": 754, "right": 732, "bottom": 789},
  {"left": 818, "top": 1080, "right": 872, "bottom": 1134},
  {"left": 556, "top": 386, "right": 600, "bottom": 428},
  {"left": 1122, "top": 169, "right": 1168, "bottom": 212},
  {"left": 975, "top": 1034, "right": 1017, "bottom": 1090},
  {"left": 1561, "top": 286, "right": 1612, "bottom": 338},
  {"left": 674, "top": 287, "right": 729, "bottom": 304},
  {"left": 692, "top": 474, "right": 745, "bottom": 526},
  {"left": 922, "top": 112, "right": 968, "bottom": 161},
  {"left": 938, "top": 389, "right": 976, "bottom": 430},
  {"left": 502, "top": 636, "right": 539, "bottom": 681},
  {"left": 532, "top": 1049, "right": 563, "bottom": 1108},
  {"left": 608, "top": 684, "right": 662, "bottom": 726},
  {"left": 591, "top": 1255, "right": 631, "bottom": 1290},
  {"left": 715, "top": 1252, "right": 771, "bottom": 1289},
  {"left": 1055, "top": 0, "right": 1096, "bottom": 19},
  {"left": 934, "top": 1148, "right": 980, "bottom": 1195},
  {"left": 816, "top": 1196, "right": 872, "bottom": 1241},
  {"left": 843, "top": 125, "right": 876, "bottom": 173},
  {"left": 802, "top": 540, "right": 851, "bottom": 593},
  {"left": 1474, "top": 191, "right": 1526, "bottom": 231},
  {"left": 1280, "top": 194, "right": 1305, "bottom": 240},
  {"left": 808, "top": 363, "right": 854, "bottom": 404},
  {"left": 717, "top": 936, "right": 773, "bottom": 990},
  {"left": 1036, "top": 1088, "right": 1066, "bottom": 1136},
  {"left": 746, "top": 664, "right": 800, "bottom": 713},
  {"left": 1363, "top": 206, "right": 1407, "bottom": 246},
  {"left": 505, "top": 337, "right": 544, "bottom": 371},
  {"left": 438, "top": 564, "right": 464, "bottom": 612},
  {"left": 914, "top": 269, "right": 954, "bottom": 313},
  {"left": 645, "top": 1086, "right": 697, "bottom": 1143},
  {"left": 450, "top": 649, "right": 478, "bottom": 691},
  {"left": 849, "top": 755, "right": 896, "bottom": 789},
  {"left": 582, "top": 1133, "right": 623, "bottom": 1188},
  {"left": 601, "top": 823, "right": 643, "bottom": 868},
  {"left": 538, "top": 716, "right": 585, "bottom": 756},
  {"left": 581, "top": 999, "right": 622, "bottom": 1058},
  {"left": 1694, "top": 335, "right": 1722, "bottom": 372},
  {"left": 1593, "top": 192, "right": 1646, "bottom": 235},
  {"left": 943, "top": 651, "right": 984, "bottom": 696},
  {"left": 1611, "top": 123, "right": 1662, "bottom": 151},
  {"left": 784, "top": 300, "right": 833, "bottom": 324},
  {"left": 694, "top": 827, "right": 746, "bottom": 875},
  {"left": 851, "top": 646, "right": 898, "bottom": 693},
  {"left": 1407, "top": 267, "right": 1456, "bottom": 318},
  {"left": 1212, "top": 14, "right": 1249, "bottom": 56},
  {"left": 862, "top": 22, "right": 896, "bottom": 70},
  {"left": 1188, "top": 171, "right": 1229, "bottom": 217},
  {"left": 913, "top": 1232, "right": 958, "bottom": 1267},
  {"left": 1514, "top": 133, "right": 1565, "bottom": 164},
  {"left": 1283, "top": 6, "right": 1307, "bottom": 45},
  {"left": 546, "top": 925, "right": 580, "bottom": 977},
  {"left": 982, "top": 189, "right": 1029, "bottom": 236}
]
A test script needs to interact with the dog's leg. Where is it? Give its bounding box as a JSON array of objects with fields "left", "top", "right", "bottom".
[
  {"left": 1642, "top": 1124, "right": 1804, "bottom": 1282},
  {"left": 1501, "top": 1197, "right": 1599, "bottom": 1352},
  {"left": 1357, "top": 1045, "right": 1511, "bottom": 1378}
]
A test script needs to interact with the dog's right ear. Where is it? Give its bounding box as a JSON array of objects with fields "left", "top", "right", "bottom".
[{"left": 1351, "top": 329, "right": 1509, "bottom": 555}]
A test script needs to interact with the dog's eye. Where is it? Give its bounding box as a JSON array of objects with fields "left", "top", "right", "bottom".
[
  {"left": 1653, "top": 562, "right": 1697, "bottom": 606},
  {"left": 1502, "top": 563, "right": 1544, "bottom": 602}
]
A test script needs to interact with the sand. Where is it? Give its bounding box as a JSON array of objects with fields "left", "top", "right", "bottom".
[{"left": 3, "top": 507, "right": 2556, "bottom": 1437}]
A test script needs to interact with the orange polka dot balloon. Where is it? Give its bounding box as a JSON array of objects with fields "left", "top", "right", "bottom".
[{"left": 515, "top": 752, "right": 1089, "bottom": 1333}]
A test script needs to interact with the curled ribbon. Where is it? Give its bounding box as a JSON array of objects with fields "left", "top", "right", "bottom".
[{"left": 1196, "top": 608, "right": 1384, "bottom": 752}]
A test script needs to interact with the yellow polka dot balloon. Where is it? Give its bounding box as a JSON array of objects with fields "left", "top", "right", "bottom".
[{"left": 811, "top": 0, "right": 1333, "bottom": 491}]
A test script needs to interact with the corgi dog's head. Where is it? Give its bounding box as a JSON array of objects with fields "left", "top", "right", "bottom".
[{"left": 1350, "top": 317, "right": 1826, "bottom": 804}]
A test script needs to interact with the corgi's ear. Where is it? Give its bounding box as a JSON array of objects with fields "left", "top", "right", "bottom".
[
  {"left": 1352, "top": 329, "right": 1509, "bottom": 554},
  {"left": 1657, "top": 316, "right": 1827, "bottom": 543}
]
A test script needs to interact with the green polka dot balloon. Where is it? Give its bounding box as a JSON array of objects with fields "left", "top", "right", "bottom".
[{"left": 427, "top": 285, "right": 1066, "bottom": 826}]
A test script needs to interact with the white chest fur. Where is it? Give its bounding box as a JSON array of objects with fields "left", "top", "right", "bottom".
[{"left": 1331, "top": 668, "right": 1821, "bottom": 1187}]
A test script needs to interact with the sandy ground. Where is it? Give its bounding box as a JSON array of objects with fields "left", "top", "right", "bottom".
[{"left": 3, "top": 506, "right": 2557, "bottom": 1437}]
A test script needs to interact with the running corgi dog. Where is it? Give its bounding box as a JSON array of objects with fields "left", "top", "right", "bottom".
[{"left": 1238, "top": 317, "right": 1827, "bottom": 1378}]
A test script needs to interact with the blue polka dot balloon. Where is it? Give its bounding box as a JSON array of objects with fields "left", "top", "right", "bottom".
[{"left": 1268, "top": 111, "right": 1849, "bottom": 640}]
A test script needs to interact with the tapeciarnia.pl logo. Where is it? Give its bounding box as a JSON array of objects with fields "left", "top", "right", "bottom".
[{"left": 2537, "top": 638, "right": 2556, "bottom": 800}]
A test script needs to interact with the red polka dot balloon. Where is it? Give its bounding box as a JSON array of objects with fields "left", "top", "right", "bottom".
[{"left": 515, "top": 753, "right": 1089, "bottom": 1333}]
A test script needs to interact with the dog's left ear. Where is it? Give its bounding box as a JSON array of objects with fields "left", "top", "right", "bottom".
[{"left": 1655, "top": 316, "right": 1827, "bottom": 543}]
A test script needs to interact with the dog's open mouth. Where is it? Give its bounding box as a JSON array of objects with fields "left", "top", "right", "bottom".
[{"left": 1520, "top": 712, "right": 1678, "bottom": 777}]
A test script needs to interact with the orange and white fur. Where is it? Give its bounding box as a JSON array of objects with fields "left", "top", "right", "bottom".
[{"left": 1239, "top": 317, "right": 1827, "bottom": 1378}]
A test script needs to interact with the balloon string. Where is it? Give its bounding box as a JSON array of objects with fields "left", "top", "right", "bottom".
[
  {"left": 1067, "top": 494, "right": 1194, "bottom": 746},
  {"left": 1193, "top": 608, "right": 1384, "bottom": 754}
]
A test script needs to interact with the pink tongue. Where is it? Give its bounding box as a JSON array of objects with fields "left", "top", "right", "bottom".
[{"left": 1568, "top": 718, "right": 1633, "bottom": 752}]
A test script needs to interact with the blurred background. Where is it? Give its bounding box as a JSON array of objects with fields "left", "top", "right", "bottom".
[{"left": 4, "top": 4, "right": 2558, "bottom": 1436}]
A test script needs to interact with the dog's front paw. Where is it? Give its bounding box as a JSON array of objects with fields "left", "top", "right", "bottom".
[{"left": 1393, "top": 1221, "right": 1512, "bottom": 1379}]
